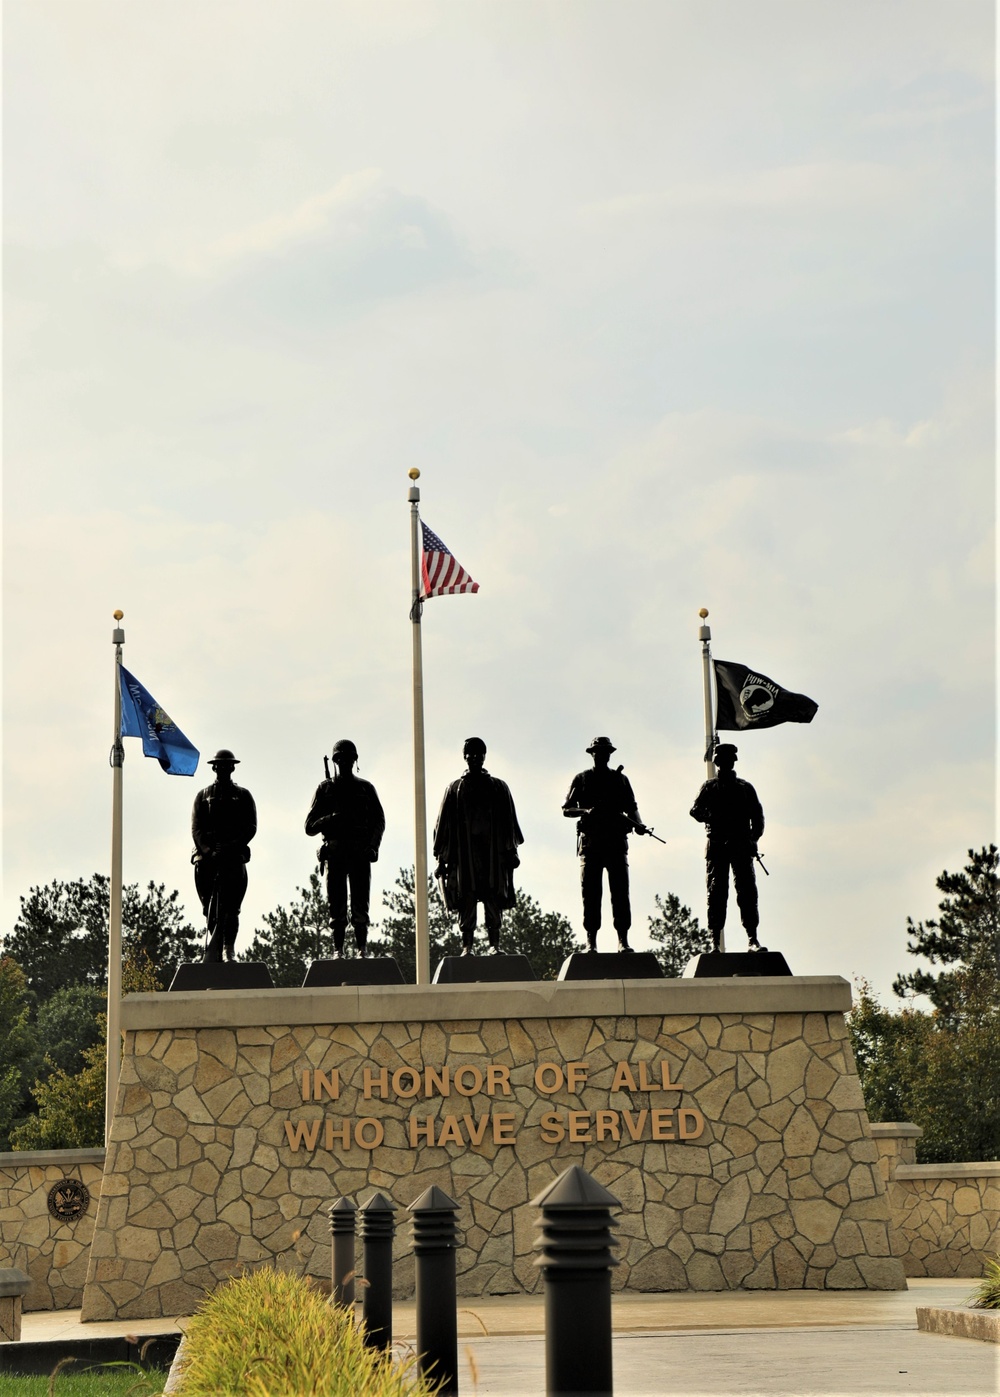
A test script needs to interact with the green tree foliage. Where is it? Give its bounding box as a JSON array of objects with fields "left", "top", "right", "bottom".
[
  {"left": 0, "top": 959, "right": 34, "bottom": 1148},
  {"left": 10, "top": 950, "right": 163, "bottom": 1152},
  {"left": 893, "top": 845, "right": 999, "bottom": 1028},
  {"left": 647, "top": 893, "right": 712, "bottom": 976},
  {"left": 29, "top": 984, "right": 106, "bottom": 1081},
  {"left": 849, "top": 845, "right": 1000, "bottom": 1163},
  {"left": 367, "top": 868, "right": 579, "bottom": 981},
  {"left": 2, "top": 875, "right": 198, "bottom": 1001},
  {"left": 242, "top": 872, "right": 332, "bottom": 988}
]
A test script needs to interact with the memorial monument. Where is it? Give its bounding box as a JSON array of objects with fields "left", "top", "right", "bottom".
[
  {"left": 305, "top": 739, "right": 385, "bottom": 959},
  {"left": 690, "top": 742, "right": 766, "bottom": 953},
  {"left": 191, "top": 749, "right": 257, "bottom": 963}
]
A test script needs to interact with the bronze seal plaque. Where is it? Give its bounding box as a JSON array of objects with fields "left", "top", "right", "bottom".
[{"left": 47, "top": 1178, "right": 90, "bottom": 1222}]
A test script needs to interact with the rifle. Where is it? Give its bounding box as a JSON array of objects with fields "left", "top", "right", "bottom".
[
  {"left": 324, "top": 754, "right": 331, "bottom": 780},
  {"left": 755, "top": 850, "right": 770, "bottom": 876},
  {"left": 613, "top": 766, "right": 667, "bottom": 844}
]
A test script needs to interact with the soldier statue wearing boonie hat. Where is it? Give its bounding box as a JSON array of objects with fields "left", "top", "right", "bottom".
[
  {"left": 191, "top": 749, "right": 257, "bottom": 963},
  {"left": 562, "top": 736, "right": 647, "bottom": 952}
]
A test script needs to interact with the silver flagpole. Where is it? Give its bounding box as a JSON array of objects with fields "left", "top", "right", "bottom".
[
  {"left": 408, "top": 472, "right": 431, "bottom": 985},
  {"left": 106, "top": 610, "right": 125, "bottom": 1145},
  {"left": 698, "top": 608, "right": 723, "bottom": 952}
]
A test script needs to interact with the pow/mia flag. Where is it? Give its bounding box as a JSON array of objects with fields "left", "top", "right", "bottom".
[{"left": 714, "top": 660, "right": 818, "bottom": 731}]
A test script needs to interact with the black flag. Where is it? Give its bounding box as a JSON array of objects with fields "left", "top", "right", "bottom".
[{"left": 714, "top": 660, "right": 818, "bottom": 731}]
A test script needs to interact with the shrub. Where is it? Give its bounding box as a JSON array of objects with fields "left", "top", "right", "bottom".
[
  {"left": 174, "top": 1266, "right": 438, "bottom": 1397},
  {"left": 969, "top": 1253, "right": 1000, "bottom": 1310}
]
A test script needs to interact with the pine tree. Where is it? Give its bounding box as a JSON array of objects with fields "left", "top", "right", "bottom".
[{"left": 647, "top": 893, "right": 712, "bottom": 976}]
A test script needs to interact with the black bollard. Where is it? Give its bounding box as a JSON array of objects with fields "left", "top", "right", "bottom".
[
  {"left": 532, "top": 1165, "right": 621, "bottom": 1397},
  {"left": 358, "top": 1191, "right": 397, "bottom": 1350},
  {"left": 408, "top": 1185, "right": 461, "bottom": 1396},
  {"left": 328, "top": 1195, "right": 357, "bottom": 1308}
]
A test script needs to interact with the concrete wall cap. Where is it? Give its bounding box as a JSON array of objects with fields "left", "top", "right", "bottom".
[
  {"left": 0, "top": 1148, "right": 106, "bottom": 1167},
  {"left": 0, "top": 1269, "right": 30, "bottom": 1297},
  {"left": 870, "top": 1123, "right": 923, "bottom": 1139},
  {"left": 896, "top": 1161, "right": 1000, "bottom": 1180},
  {"left": 120, "top": 975, "right": 852, "bottom": 1030}
]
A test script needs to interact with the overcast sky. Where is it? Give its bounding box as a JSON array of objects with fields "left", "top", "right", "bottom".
[{"left": 3, "top": 1, "right": 995, "bottom": 1001}]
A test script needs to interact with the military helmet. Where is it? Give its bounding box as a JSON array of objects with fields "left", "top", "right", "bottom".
[
  {"left": 209, "top": 748, "right": 240, "bottom": 766},
  {"left": 331, "top": 739, "right": 358, "bottom": 760}
]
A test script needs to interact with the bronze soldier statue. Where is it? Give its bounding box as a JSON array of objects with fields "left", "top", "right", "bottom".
[
  {"left": 192, "top": 749, "right": 257, "bottom": 963},
  {"left": 433, "top": 737, "right": 523, "bottom": 955},
  {"left": 305, "top": 739, "right": 385, "bottom": 959},
  {"left": 690, "top": 743, "right": 766, "bottom": 952},
  {"left": 563, "top": 737, "right": 647, "bottom": 952}
]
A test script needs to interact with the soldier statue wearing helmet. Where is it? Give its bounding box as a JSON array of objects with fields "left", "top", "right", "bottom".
[
  {"left": 305, "top": 740, "right": 385, "bottom": 958},
  {"left": 191, "top": 749, "right": 258, "bottom": 963},
  {"left": 563, "top": 736, "right": 647, "bottom": 952},
  {"left": 690, "top": 742, "right": 766, "bottom": 951}
]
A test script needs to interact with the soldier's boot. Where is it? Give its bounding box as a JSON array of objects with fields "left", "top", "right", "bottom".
[
  {"left": 711, "top": 929, "right": 722, "bottom": 953},
  {"left": 616, "top": 931, "right": 635, "bottom": 954},
  {"left": 331, "top": 925, "right": 346, "bottom": 961},
  {"left": 355, "top": 931, "right": 369, "bottom": 960},
  {"left": 746, "top": 926, "right": 767, "bottom": 953},
  {"left": 487, "top": 935, "right": 501, "bottom": 956},
  {"left": 460, "top": 931, "right": 475, "bottom": 958},
  {"left": 585, "top": 930, "right": 598, "bottom": 953}
]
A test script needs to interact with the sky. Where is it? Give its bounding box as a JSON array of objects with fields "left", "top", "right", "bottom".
[{"left": 3, "top": 1, "right": 995, "bottom": 1002}]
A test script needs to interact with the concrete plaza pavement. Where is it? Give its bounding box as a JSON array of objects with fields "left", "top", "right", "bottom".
[{"left": 15, "top": 1278, "right": 998, "bottom": 1396}]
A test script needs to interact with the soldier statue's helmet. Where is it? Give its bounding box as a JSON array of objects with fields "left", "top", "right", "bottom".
[
  {"left": 586, "top": 736, "right": 616, "bottom": 754},
  {"left": 209, "top": 748, "right": 240, "bottom": 766},
  {"left": 331, "top": 739, "right": 358, "bottom": 761},
  {"left": 463, "top": 736, "right": 487, "bottom": 756},
  {"left": 714, "top": 743, "right": 739, "bottom": 762}
]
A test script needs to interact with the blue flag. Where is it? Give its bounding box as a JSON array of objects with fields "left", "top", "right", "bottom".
[{"left": 119, "top": 666, "right": 200, "bottom": 776}]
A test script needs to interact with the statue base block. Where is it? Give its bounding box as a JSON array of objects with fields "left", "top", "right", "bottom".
[
  {"left": 302, "top": 959, "right": 405, "bottom": 987},
  {"left": 168, "top": 962, "right": 274, "bottom": 991},
  {"left": 694, "top": 950, "right": 792, "bottom": 977},
  {"left": 558, "top": 951, "right": 663, "bottom": 981},
  {"left": 433, "top": 955, "right": 536, "bottom": 984}
]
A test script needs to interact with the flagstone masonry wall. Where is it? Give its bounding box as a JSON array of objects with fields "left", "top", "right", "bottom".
[
  {"left": 80, "top": 979, "right": 907, "bottom": 1321},
  {"left": 0, "top": 1149, "right": 105, "bottom": 1311},
  {"left": 873, "top": 1123, "right": 1000, "bottom": 1278}
]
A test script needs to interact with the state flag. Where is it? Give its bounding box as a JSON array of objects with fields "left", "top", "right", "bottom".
[{"left": 119, "top": 667, "right": 200, "bottom": 775}]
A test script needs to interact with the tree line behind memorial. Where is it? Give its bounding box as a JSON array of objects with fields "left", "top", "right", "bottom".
[{"left": 0, "top": 849, "right": 995, "bottom": 1165}]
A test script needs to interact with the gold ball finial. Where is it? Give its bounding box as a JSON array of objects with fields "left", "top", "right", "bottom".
[
  {"left": 408, "top": 468, "right": 421, "bottom": 481},
  {"left": 698, "top": 608, "right": 709, "bottom": 619},
  {"left": 113, "top": 609, "right": 124, "bottom": 621}
]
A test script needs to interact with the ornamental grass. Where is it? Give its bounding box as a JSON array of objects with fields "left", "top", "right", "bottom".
[
  {"left": 172, "top": 1266, "right": 438, "bottom": 1397},
  {"left": 969, "top": 1252, "right": 1000, "bottom": 1310}
]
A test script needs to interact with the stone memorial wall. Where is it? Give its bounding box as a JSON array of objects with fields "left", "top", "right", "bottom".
[{"left": 80, "top": 977, "right": 906, "bottom": 1321}]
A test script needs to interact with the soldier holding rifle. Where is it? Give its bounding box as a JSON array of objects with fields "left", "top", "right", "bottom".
[
  {"left": 306, "top": 739, "right": 385, "bottom": 959},
  {"left": 563, "top": 736, "right": 650, "bottom": 953},
  {"left": 690, "top": 742, "right": 766, "bottom": 952}
]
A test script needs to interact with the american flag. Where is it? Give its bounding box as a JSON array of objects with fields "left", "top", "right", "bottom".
[{"left": 421, "top": 521, "right": 479, "bottom": 599}]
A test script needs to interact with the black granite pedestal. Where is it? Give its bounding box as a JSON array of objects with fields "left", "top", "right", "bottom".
[
  {"left": 557, "top": 951, "right": 663, "bottom": 981},
  {"left": 432, "top": 955, "right": 536, "bottom": 984},
  {"left": 693, "top": 950, "right": 791, "bottom": 977},
  {"left": 302, "top": 959, "right": 405, "bottom": 987},
  {"left": 168, "top": 962, "right": 274, "bottom": 991}
]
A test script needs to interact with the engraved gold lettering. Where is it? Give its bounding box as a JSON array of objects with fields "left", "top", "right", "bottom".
[
  {"left": 535, "top": 1062, "right": 563, "bottom": 1094},
  {"left": 486, "top": 1065, "right": 512, "bottom": 1096},
  {"left": 424, "top": 1066, "right": 450, "bottom": 1097},
  {"left": 409, "top": 1116, "right": 435, "bottom": 1147},
  {"left": 437, "top": 1115, "right": 464, "bottom": 1145},
  {"left": 313, "top": 1068, "right": 339, "bottom": 1100},
  {"left": 464, "top": 1114, "right": 490, "bottom": 1145},
  {"left": 325, "top": 1119, "right": 351, "bottom": 1149},
  {"left": 301, "top": 1069, "right": 311, "bottom": 1101},
  {"left": 363, "top": 1067, "right": 390, "bottom": 1099},
  {"left": 454, "top": 1065, "right": 484, "bottom": 1097},
  {"left": 651, "top": 1108, "right": 676, "bottom": 1140},
  {"left": 565, "top": 1062, "right": 588, "bottom": 1092},
  {"left": 621, "top": 1109, "right": 647, "bottom": 1141},
  {"left": 637, "top": 1059, "right": 657, "bottom": 1091},
  {"left": 568, "top": 1110, "right": 593, "bottom": 1142},
  {"left": 355, "top": 1118, "right": 384, "bottom": 1149},
  {"left": 595, "top": 1110, "right": 621, "bottom": 1141},
  {"left": 660, "top": 1059, "right": 679, "bottom": 1089},
  {"left": 540, "top": 1111, "right": 565, "bottom": 1143},
  {"left": 492, "top": 1112, "right": 516, "bottom": 1144},
  {"left": 392, "top": 1067, "right": 421, "bottom": 1098},
  {"left": 679, "top": 1107, "right": 705, "bottom": 1140},
  {"left": 611, "top": 1061, "right": 637, "bottom": 1092},
  {"left": 284, "top": 1119, "right": 321, "bottom": 1151}
]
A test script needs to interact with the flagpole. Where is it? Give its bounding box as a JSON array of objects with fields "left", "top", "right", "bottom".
[
  {"left": 106, "top": 610, "right": 125, "bottom": 1145},
  {"left": 408, "top": 472, "right": 431, "bottom": 985},
  {"left": 698, "top": 608, "right": 716, "bottom": 781}
]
